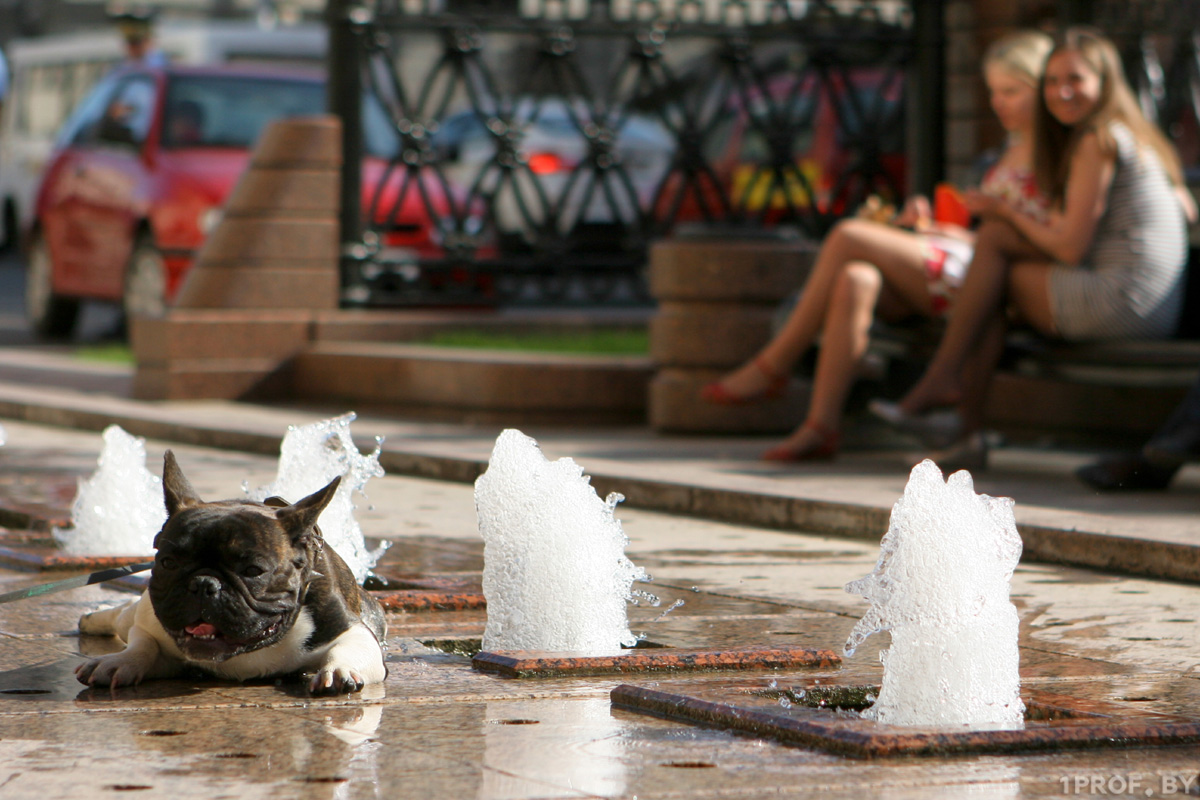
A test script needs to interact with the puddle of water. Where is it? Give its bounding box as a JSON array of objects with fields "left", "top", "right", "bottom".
[
  {"left": 635, "top": 549, "right": 867, "bottom": 568},
  {"left": 479, "top": 697, "right": 629, "bottom": 798},
  {"left": 420, "top": 637, "right": 670, "bottom": 659}
]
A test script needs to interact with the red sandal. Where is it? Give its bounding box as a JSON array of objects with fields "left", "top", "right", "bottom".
[
  {"left": 700, "top": 356, "right": 788, "bottom": 406},
  {"left": 761, "top": 420, "right": 840, "bottom": 462}
]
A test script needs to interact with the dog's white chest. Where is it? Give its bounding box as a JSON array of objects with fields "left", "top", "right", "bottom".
[{"left": 198, "top": 608, "right": 319, "bottom": 680}]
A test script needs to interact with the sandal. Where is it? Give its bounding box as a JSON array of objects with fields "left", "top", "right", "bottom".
[
  {"left": 701, "top": 356, "right": 788, "bottom": 406},
  {"left": 867, "top": 399, "right": 963, "bottom": 450},
  {"left": 762, "top": 420, "right": 840, "bottom": 462}
]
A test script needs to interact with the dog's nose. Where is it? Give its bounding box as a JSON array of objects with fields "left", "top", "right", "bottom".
[{"left": 189, "top": 575, "right": 221, "bottom": 598}]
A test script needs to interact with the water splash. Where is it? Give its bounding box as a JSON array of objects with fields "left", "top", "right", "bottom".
[
  {"left": 475, "top": 429, "right": 648, "bottom": 654},
  {"left": 651, "top": 598, "right": 685, "bottom": 623},
  {"left": 247, "top": 413, "right": 386, "bottom": 584},
  {"left": 844, "top": 459, "right": 1024, "bottom": 727},
  {"left": 53, "top": 426, "right": 165, "bottom": 556}
]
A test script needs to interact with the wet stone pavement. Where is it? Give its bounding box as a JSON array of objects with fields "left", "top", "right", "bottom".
[{"left": 1, "top": 421, "right": 1200, "bottom": 798}]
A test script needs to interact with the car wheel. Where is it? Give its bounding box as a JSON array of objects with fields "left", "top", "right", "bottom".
[
  {"left": 25, "top": 233, "right": 79, "bottom": 339},
  {"left": 123, "top": 234, "right": 168, "bottom": 321}
]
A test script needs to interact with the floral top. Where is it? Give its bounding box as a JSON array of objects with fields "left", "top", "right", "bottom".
[{"left": 980, "top": 163, "right": 1050, "bottom": 223}]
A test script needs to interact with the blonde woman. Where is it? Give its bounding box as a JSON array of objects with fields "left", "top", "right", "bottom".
[
  {"left": 702, "top": 30, "right": 1053, "bottom": 461},
  {"left": 874, "top": 27, "right": 1196, "bottom": 460}
]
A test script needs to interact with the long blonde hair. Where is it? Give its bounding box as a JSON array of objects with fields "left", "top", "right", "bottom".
[
  {"left": 983, "top": 29, "right": 1052, "bottom": 88},
  {"left": 1034, "top": 26, "right": 1185, "bottom": 204}
]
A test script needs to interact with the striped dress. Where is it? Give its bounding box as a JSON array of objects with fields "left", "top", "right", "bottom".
[{"left": 1048, "top": 121, "right": 1188, "bottom": 340}]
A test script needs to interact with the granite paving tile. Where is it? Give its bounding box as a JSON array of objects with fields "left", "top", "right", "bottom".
[{"left": 4, "top": 419, "right": 1200, "bottom": 797}]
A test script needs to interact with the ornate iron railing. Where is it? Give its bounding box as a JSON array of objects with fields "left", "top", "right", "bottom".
[{"left": 329, "top": 0, "right": 920, "bottom": 306}]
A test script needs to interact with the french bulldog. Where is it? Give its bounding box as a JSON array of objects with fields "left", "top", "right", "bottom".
[{"left": 75, "top": 451, "right": 387, "bottom": 695}]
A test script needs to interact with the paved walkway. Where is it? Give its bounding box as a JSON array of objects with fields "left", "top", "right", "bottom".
[
  {"left": 1, "top": 348, "right": 1200, "bottom": 797},
  {"left": 0, "top": 346, "right": 1195, "bottom": 582}
]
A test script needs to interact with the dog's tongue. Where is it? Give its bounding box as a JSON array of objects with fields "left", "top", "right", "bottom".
[{"left": 186, "top": 622, "right": 219, "bottom": 637}]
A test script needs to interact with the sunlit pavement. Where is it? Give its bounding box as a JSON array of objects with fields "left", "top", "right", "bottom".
[
  {"left": 0, "top": 288, "right": 1200, "bottom": 795},
  {"left": 2, "top": 420, "right": 1200, "bottom": 798}
]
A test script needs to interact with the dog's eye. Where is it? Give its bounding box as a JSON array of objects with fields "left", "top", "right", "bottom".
[
  {"left": 241, "top": 565, "right": 265, "bottom": 578},
  {"left": 158, "top": 556, "right": 179, "bottom": 570}
]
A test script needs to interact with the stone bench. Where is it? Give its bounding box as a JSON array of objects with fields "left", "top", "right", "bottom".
[
  {"left": 647, "top": 233, "right": 1199, "bottom": 441},
  {"left": 646, "top": 235, "right": 817, "bottom": 433},
  {"left": 871, "top": 321, "right": 1198, "bottom": 441}
]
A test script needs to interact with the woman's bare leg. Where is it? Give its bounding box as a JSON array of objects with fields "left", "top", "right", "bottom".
[
  {"left": 767, "top": 263, "right": 883, "bottom": 455},
  {"left": 941, "top": 260, "right": 1057, "bottom": 441},
  {"left": 957, "top": 312, "right": 1008, "bottom": 434},
  {"left": 806, "top": 263, "right": 884, "bottom": 430},
  {"left": 712, "top": 219, "right": 934, "bottom": 398},
  {"left": 896, "top": 219, "right": 1047, "bottom": 415},
  {"left": 1008, "top": 261, "right": 1058, "bottom": 336},
  {"left": 953, "top": 262, "right": 1056, "bottom": 432}
]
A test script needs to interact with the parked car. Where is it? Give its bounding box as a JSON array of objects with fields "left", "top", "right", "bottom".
[
  {"left": 426, "top": 72, "right": 903, "bottom": 252},
  {"left": 0, "top": 21, "right": 327, "bottom": 254},
  {"left": 26, "top": 61, "right": 434, "bottom": 338},
  {"left": 430, "top": 99, "right": 674, "bottom": 252}
]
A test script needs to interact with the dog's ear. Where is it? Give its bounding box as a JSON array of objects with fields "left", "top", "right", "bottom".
[
  {"left": 276, "top": 475, "right": 341, "bottom": 545},
  {"left": 162, "top": 450, "right": 204, "bottom": 516}
]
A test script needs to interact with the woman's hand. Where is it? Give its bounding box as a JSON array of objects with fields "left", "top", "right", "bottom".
[
  {"left": 894, "top": 194, "right": 932, "bottom": 229},
  {"left": 922, "top": 223, "right": 975, "bottom": 243},
  {"left": 964, "top": 189, "right": 1008, "bottom": 220},
  {"left": 1177, "top": 186, "right": 1198, "bottom": 224}
]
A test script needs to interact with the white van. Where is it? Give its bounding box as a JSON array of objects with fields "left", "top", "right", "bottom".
[{"left": 0, "top": 20, "right": 326, "bottom": 249}]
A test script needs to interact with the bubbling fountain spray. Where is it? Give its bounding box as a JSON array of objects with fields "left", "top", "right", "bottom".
[
  {"left": 475, "top": 429, "right": 648, "bottom": 655},
  {"left": 53, "top": 425, "right": 165, "bottom": 556},
  {"left": 844, "top": 459, "right": 1024, "bottom": 727},
  {"left": 247, "top": 413, "right": 385, "bottom": 584}
]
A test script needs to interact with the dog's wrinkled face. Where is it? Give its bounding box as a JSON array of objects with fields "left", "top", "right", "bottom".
[{"left": 147, "top": 452, "right": 338, "bottom": 663}]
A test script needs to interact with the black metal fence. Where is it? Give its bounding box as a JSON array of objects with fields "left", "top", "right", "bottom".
[
  {"left": 327, "top": 0, "right": 924, "bottom": 307},
  {"left": 325, "top": 0, "right": 1200, "bottom": 308}
]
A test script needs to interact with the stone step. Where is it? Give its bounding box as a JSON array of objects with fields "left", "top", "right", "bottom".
[
  {"left": 983, "top": 372, "right": 1187, "bottom": 442},
  {"left": 312, "top": 307, "right": 651, "bottom": 344},
  {"left": 288, "top": 342, "right": 654, "bottom": 425},
  {"left": 648, "top": 368, "right": 807, "bottom": 434},
  {"left": 133, "top": 358, "right": 292, "bottom": 403}
]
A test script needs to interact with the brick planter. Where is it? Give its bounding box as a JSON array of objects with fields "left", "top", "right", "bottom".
[
  {"left": 132, "top": 116, "right": 339, "bottom": 400},
  {"left": 647, "top": 236, "right": 817, "bottom": 433}
]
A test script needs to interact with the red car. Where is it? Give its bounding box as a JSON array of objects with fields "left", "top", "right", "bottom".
[{"left": 26, "top": 62, "right": 439, "bottom": 338}]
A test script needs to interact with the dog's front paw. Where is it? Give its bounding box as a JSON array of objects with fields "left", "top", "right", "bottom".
[
  {"left": 308, "top": 666, "right": 367, "bottom": 695},
  {"left": 75, "top": 653, "right": 149, "bottom": 690}
]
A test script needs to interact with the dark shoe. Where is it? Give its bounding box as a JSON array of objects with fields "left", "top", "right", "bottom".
[
  {"left": 1143, "top": 422, "right": 1200, "bottom": 469},
  {"left": 1076, "top": 453, "right": 1178, "bottom": 492}
]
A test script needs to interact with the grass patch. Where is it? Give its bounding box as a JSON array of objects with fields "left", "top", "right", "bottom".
[
  {"left": 422, "top": 328, "right": 648, "bottom": 356},
  {"left": 73, "top": 343, "right": 135, "bottom": 365}
]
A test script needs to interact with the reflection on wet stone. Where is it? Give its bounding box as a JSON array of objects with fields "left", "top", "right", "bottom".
[{"left": 4, "top": 424, "right": 1200, "bottom": 795}]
